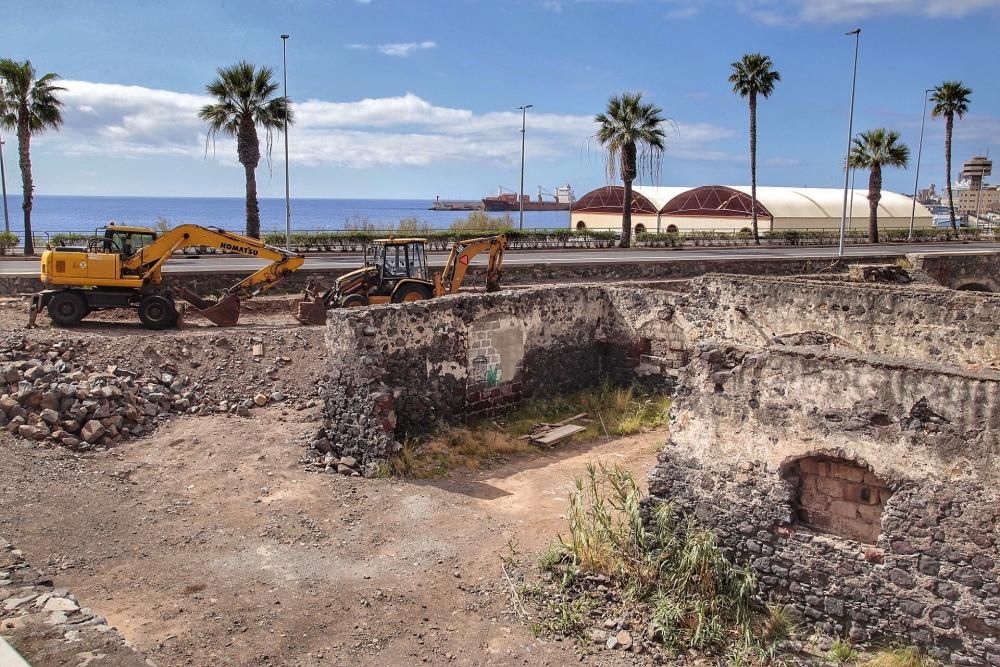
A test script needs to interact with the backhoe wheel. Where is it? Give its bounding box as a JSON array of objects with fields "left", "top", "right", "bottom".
[
  {"left": 392, "top": 283, "right": 432, "bottom": 304},
  {"left": 138, "top": 294, "right": 178, "bottom": 330},
  {"left": 340, "top": 294, "right": 369, "bottom": 308},
  {"left": 47, "top": 291, "right": 88, "bottom": 327}
]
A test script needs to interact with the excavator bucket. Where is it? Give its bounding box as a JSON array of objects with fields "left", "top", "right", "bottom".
[
  {"left": 294, "top": 284, "right": 329, "bottom": 325},
  {"left": 176, "top": 286, "right": 242, "bottom": 327}
]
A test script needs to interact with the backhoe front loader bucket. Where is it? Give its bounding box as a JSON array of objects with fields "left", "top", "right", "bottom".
[
  {"left": 176, "top": 286, "right": 241, "bottom": 327},
  {"left": 294, "top": 284, "right": 330, "bottom": 325}
]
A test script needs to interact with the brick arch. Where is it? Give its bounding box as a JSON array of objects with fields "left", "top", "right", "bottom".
[{"left": 780, "top": 453, "right": 892, "bottom": 544}]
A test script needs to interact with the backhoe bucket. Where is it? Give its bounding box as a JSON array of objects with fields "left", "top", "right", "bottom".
[
  {"left": 294, "top": 291, "right": 328, "bottom": 325},
  {"left": 176, "top": 286, "right": 241, "bottom": 327}
]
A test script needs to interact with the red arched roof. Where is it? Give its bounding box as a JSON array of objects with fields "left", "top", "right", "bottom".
[
  {"left": 661, "top": 185, "right": 771, "bottom": 218},
  {"left": 572, "top": 186, "right": 658, "bottom": 215}
]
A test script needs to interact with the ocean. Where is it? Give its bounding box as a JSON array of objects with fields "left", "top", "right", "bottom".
[{"left": 0, "top": 195, "right": 573, "bottom": 235}]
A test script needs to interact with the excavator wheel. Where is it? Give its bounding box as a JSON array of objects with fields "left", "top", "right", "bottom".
[
  {"left": 392, "top": 283, "right": 432, "bottom": 304},
  {"left": 138, "top": 294, "right": 179, "bottom": 330},
  {"left": 47, "top": 291, "right": 89, "bottom": 327}
]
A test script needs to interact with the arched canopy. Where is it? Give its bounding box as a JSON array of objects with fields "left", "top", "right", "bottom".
[
  {"left": 572, "top": 186, "right": 658, "bottom": 215},
  {"left": 661, "top": 185, "right": 771, "bottom": 218}
]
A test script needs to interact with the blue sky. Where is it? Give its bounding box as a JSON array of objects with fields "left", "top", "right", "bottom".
[{"left": 4, "top": 0, "right": 999, "bottom": 199}]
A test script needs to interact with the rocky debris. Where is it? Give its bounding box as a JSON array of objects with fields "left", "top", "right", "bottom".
[
  {"left": 0, "top": 334, "right": 320, "bottom": 451},
  {"left": 848, "top": 263, "right": 913, "bottom": 284},
  {"left": 0, "top": 535, "right": 148, "bottom": 665}
]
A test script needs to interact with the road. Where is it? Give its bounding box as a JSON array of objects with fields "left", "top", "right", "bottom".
[{"left": 1, "top": 242, "right": 998, "bottom": 275}]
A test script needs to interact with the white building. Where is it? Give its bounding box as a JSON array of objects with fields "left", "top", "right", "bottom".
[{"left": 571, "top": 185, "right": 933, "bottom": 234}]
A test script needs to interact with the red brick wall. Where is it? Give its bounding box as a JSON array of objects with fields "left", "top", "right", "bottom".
[{"left": 784, "top": 456, "right": 890, "bottom": 544}]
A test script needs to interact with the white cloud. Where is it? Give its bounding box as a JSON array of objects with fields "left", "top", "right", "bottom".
[
  {"left": 38, "top": 79, "right": 743, "bottom": 171},
  {"left": 346, "top": 41, "right": 438, "bottom": 57}
]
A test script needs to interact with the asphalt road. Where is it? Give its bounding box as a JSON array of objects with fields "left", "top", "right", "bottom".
[{"left": 1, "top": 242, "right": 998, "bottom": 275}]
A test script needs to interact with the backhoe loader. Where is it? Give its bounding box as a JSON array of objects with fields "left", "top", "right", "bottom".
[
  {"left": 32, "top": 223, "right": 305, "bottom": 329},
  {"left": 296, "top": 234, "right": 506, "bottom": 325}
]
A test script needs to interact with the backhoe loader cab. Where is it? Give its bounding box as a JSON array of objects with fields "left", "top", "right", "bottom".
[{"left": 294, "top": 234, "right": 506, "bottom": 324}]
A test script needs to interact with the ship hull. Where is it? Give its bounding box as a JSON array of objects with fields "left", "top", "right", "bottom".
[{"left": 482, "top": 198, "right": 570, "bottom": 212}]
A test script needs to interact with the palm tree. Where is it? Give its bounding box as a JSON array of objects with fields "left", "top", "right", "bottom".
[
  {"left": 199, "top": 61, "right": 291, "bottom": 239},
  {"left": 930, "top": 81, "right": 972, "bottom": 237},
  {"left": 595, "top": 92, "right": 667, "bottom": 248},
  {"left": 848, "top": 128, "right": 909, "bottom": 243},
  {"left": 729, "top": 53, "right": 780, "bottom": 245},
  {"left": 0, "top": 59, "right": 64, "bottom": 256}
]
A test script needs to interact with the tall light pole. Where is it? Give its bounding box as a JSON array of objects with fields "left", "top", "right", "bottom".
[
  {"left": 0, "top": 134, "right": 9, "bottom": 234},
  {"left": 281, "top": 33, "right": 291, "bottom": 250},
  {"left": 838, "top": 28, "right": 861, "bottom": 257},
  {"left": 517, "top": 104, "right": 533, "bottom": 230},
  {"left": 908, "top": 88, "right": 934, "bottom": 240}
]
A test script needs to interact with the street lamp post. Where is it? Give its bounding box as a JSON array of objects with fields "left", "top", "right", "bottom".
[
  {"left": 908, "top": 88, "right": 934, "bottom": 240},
  {"left": 838, "top": 28, "right": 861, "bottom": 257},
  {"left": 281, "top": 34, "right": 291, "bottom": 250},
  {"left": 517, "top": 104, "right": 533, "bottom": 231},
  {"left": 0, "top": 134, "right": 9, "bottom": 234}
]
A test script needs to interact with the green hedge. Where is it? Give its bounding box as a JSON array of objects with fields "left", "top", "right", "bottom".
[
  {"left": 260, "top": 229, "right": 618, "bottom": 252},
  {"left": 0, "top": 231, "right": 20, "bottom": 255}
]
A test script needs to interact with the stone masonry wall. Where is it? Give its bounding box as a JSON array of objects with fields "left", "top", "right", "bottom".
[
  {"left": 683, "top": 274, "right": 1000, "bottom": 370},
  {"left": 316, "top": 285, "right": 689, "bottom": 470},
  {"left": 910, "top": 251, "right": 1000, "bottom": 292},
  {"left": 649, "top": 343, "right": 1000, "bottom": 664}
]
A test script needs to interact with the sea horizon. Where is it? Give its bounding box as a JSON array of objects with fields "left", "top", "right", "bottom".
[{"left": 0, "top": 194, "right": 574, "bottom": 234}]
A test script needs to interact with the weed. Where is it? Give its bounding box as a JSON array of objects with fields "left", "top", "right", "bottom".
[
  {"left": 827, "top": 638, "right": 859, "bottom": 664},
  {"left": 860, "top": 647, "right": 937, "bottom": 667},
  {"left": 552, "top": 463, "right": 756, "bottom": 654},
  {"left": 537, "top": 542, "right": 565, "bottom": 572}
]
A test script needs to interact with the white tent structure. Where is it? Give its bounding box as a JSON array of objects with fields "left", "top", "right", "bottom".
[{"left": 571, "top": 185, "right": 933, "bottom": 234}]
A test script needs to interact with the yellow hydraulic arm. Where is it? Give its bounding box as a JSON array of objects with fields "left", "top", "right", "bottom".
[
  {"left": 435, "top": 234, "right": 507, "bottom": 296},
  {"left": 123, "top": 224, "right": 305, "bottom": 294}
]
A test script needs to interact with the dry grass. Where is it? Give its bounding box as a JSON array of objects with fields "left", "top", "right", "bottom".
[
  {"left": 860, "top": 648, "right": 936, "bottom": 667},
  {"left": 387, "top": 384, "right": 670, "bottom": 478}
]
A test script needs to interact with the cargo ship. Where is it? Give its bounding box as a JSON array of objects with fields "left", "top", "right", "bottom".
[{"left": 482, "top": 185, "right": 574, "bottom": 212}]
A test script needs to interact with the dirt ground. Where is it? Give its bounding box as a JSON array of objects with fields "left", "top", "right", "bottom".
[{"left": 0, "top": 297, "right": 664, "bottom": 666}]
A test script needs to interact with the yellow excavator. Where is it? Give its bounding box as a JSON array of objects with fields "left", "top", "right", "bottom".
[
  {"left": 296, "top": 234, "right": 507, "bottom": 324},
  {"left": 33, "top": 223, "right": 305, "bottom": 329}
]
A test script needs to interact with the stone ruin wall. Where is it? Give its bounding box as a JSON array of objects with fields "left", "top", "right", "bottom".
[
  {"left": 683, "top": 274, "right": 999, "bottom": 370},
  {"left": 315, "top": 264, "right": 1000, "bottom": 660},
  {"left": 650, "top": 344, "right": 1000, "bottom": 664},
  {"left": 317, "top": 285, "right": 688, "bottom": 471}
]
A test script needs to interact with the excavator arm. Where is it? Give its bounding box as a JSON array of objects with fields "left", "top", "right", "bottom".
[
  {"left": 123, "top": 225, "right": 305, "bottom": 326},
  {"left": 436, "top": 234, "right": 507, "bottom": 296}
]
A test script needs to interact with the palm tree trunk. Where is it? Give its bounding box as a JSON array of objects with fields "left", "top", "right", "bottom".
[
  {"left": 243, "top": 163, "right": 260, "bottom": 239},
  {"left": 868, "top": 164, "right": 881, "bottom": 244},
  {"left": 749, "top": 93, "right": 760, "bottom": 245},
  {"left": 237, "top": 118, "right": 262, "bottom": 239},
  {"left": 620, "top": 142, "right": 637, "bottom": 249},
  {"left": 621, "top": 179, "right": 633, "bottom": 249},
  {"left": 945, "top": 113, "right": 957, "bottom": 238},
  {"left": 17, "top": 108, "right": 33, "bottom": 256}
]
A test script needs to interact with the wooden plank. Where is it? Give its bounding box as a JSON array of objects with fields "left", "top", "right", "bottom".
[
  {"left": 252, "top": 343, "right": 264, "bottom": 357},
  {"left": 554, "top": 412, "right": 588, "bottom": 426},
  {"left": 531, "top": 424, "right": 585, "bottom": 445}
]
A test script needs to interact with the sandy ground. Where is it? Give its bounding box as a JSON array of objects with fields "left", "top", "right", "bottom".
[{"left": 0, "top": 295, "right": 663, "bottom": 666}]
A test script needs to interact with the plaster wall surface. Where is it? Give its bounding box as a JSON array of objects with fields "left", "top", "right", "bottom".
[{"left": 683, "top": 274, "right": 999, "bottom": 369}]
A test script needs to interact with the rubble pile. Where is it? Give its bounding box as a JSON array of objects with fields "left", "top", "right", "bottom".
[
  {"left": 0, "top": 333, "right": 320, "bottom": 451},
  {"left": 0, "top": 337, "right": 208, "bottom": 450},
  {"left": 1, "top": 536, "right": 147, "bottom": 665}
]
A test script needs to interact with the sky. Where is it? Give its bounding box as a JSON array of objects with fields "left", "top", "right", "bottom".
[{"left": 2, "top": 0, "right": 999, "bottom": 200}]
